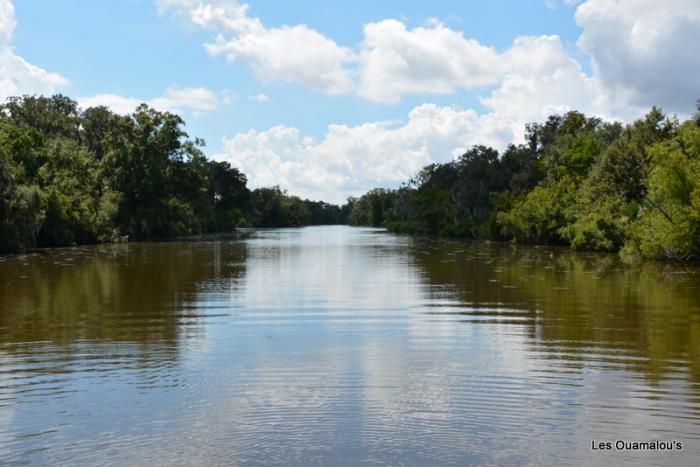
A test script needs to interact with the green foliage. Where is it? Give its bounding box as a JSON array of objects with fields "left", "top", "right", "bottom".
[
  {"left": 348, "top": 188, "right": 397, "bottom": 227},
  {"left": 560, "top": 195, "right": 631, "bottom": 251},
  {"left": 101, "top": 105, "right": 196, "bottom": 237},
  {"left": 353, "top": 103, "right": 699, "bottom": 261},
  {"left": 0, "top": 149, "right": 44, "bottom": 252},
  {"left": 406, "top": 186, "right": 457, "bottom": 235},
  {"left": 250, "top": 186, "right": 313, "bottom": 228},
  {"left": 0, "top": 95, "right": 345, "bottom": 253},
  {"left": 2, "top": 95, "right": 81, "bottom": 139},
  {"left": 499, "top": 144, "right": 541, "bottom": 194},
  {"left": 36, "top": 138, "right": 111, "bottom": 246},
  {"left": 3, "top": 93, "right": 698, "bottom": 262},
  {"left": 304, "top": 199, "right": 345, "bottom": 225},
  {"left": 626, "top": 122, "right": 700, "bottom": 260},
  {"left": 497, "top": 180, "right": 574, "bottom": 244},
  {"left": 452, "top": 146, "right": 503, "bottom": 235},
  {"left": 0, "top": 130, "right": 42, "bottom": 252},
  {"left": 206, "top": 160, "right": 249, "bottom": 230}
]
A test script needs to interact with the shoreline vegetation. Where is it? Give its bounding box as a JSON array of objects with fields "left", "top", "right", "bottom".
[
  {"left": 0, "top": 95, "right": 349, "bottom": 254},
  {"left": 347, "top": 101, "right": 700, "bottom": 262},
  {"left": 1, "top": 95, "right": 699, "bottom": 262}
]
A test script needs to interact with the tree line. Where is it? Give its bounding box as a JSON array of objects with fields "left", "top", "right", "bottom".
[
  {"left": 3, "top": 94, "right": 699, "bottom": 261},
  {"left": 348, "top": 102, "right": 700, "bottom": 261},
  {"left": 0, "top": 95, "right": 347, "bottom": 253}
]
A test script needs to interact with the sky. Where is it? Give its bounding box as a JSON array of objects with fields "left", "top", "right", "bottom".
[{"left": 1, "top": 0, "right": 699, "bottom": 203}]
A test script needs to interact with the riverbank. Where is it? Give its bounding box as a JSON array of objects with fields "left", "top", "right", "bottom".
[
  {"left": 345, "top": 106, "right": 700, "bottom": 262},
  {"left": 0, "top": 95, "right": 348, "bottom": 254}
]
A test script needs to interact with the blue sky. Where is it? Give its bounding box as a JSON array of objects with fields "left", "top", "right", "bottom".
[{"left": 2, "top": 0, "right": 699, "bottom": 202}]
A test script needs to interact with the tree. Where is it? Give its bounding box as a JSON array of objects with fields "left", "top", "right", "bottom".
[
  {"left": 0, "top": 94, "right": 345, "bottom": 253},
  {"left": 2, "top": 95, "right": 81, "bottom": 140},
  {"left": 497, "top": 180, "right": 575, "bottom": 244},
  {"left": 102, "top": 105, "right": 202, "bottom": 237},
  {"left": 206, "top": 160, "right": 249, "bottom": 230},
  {"left": 452, "top": 145, "right": 503, "bottom": 236},
  {"left": 627, "top": 121, "right": 700, "bottom": 260},
  {"left": 0, "top": 147, "right": 44, "bottom": 252}
]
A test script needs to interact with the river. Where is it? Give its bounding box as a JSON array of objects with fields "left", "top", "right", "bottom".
[{"left": 1, "top": 226, "right": 699, "bottom": 465}]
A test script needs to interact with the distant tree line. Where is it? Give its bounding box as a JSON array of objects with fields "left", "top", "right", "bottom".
[
  {"left": 0, "top": 95, "right": 347, "bottom": 253},
  {"left": 348, "top": 102, "right": 700, "bottom": 261}
]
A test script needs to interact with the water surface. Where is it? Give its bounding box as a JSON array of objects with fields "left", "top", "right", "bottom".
[{"left": 1, "top": 226, "right": 700, "bottom": 465}]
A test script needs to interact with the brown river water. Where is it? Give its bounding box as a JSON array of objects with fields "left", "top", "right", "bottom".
[{"left": 1, "top": 226, "right": 699, "bottom": 466}]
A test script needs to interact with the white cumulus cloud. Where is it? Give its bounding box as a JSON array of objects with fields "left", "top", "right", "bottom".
[
  {"left": 481, "top": 35, "right": 624, "bottom": 125},
  {"left": 160, "top": 0, "right": 700, "bottom": 115},
  {"left": 0, "top": 0, "right": 68, "bottom": 101},
  {"left": 213, "top": 33, "right": 629, "bottom": 203},
  {"left": 78, "top": 85, "right": 231, "bottom": 115},
  {"left": 215, "top": 104, "right": 521, "bottom": 203},
  {"left": 357, "top": 19, "right": 503, "bottom": 103},
  {"left": 165, "top": 0, "right": 700, "bottom": 202},
  {"left": 0, "top": 0, "right": 15, "bottom": 43},
  {"left": 160, "top": 0, "right": 356, "bottom": 95},
  {"left": 575, "top": 0, "right": 700, "bottom": 114}
]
